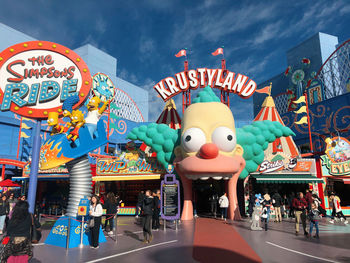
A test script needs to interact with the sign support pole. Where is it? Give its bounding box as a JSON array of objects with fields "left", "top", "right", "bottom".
[
  {"left": 27, "top": 120, "right": 41, "bottom": 213},
  {"left": 16, "top": 116, "right": 23, "bottom": 160},
  {"left": 304, "top": 91, "right": 313, "bottom": 152},
  {"left": 79, "top": 216, "right": 84, "bottom": 248}
]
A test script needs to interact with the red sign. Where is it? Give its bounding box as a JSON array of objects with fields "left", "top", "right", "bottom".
[
  {"left": 153, "top": 68, "right": 257, "bottom": 101},
  {"left": 0, "top": 41, "right": 91, "bottom": 119}
]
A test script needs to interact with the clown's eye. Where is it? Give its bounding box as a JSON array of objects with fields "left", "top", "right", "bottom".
[
  {"left": 212, "top": 126, "right": 236, "bottom": 152},
  {"left": 182, "top": 128, "right": 206, "bottom": 152}
]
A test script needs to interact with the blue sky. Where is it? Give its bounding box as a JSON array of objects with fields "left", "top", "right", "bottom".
[{"left": 0, "top": 0, "right": 349, "bottom": 122}]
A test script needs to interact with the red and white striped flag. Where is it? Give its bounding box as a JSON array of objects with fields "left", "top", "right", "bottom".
[
  {"left": 212, "top": 48, "right": 224, "bottom": 56},
  {"left": 175, "top": 49, "right": 186, "bottom": 58}
]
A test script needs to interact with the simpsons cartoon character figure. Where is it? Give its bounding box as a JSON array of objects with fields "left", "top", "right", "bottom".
[{"left": 85, "top": 96, "right": 109, "bottom": 137}]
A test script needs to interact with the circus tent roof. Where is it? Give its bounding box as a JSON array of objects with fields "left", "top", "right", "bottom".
[
  {"left": 254, "top": 96, "right": 299, "bottom": 159},
  {"left": 140, "top": 99, "right": 181, "bottom": 157}
]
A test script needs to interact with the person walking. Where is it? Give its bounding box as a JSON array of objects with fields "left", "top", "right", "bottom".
[
  {"left": 135, "top": 191, "right": 144, "bottom": 218},
  {"left": 282, "top": 194, "right": 289, "bottom": 218},
  {"left": 288, "top": 192, "right": 295, "bottom": 218},
  {"left": 292, "top": 192, "right": 308, "bottom": 236},
  {"left": 261, "top": 193, "right": 272, "bottom": 222},
  {"left": 305, "top": 189, "right": 313, "bottom": 210},
  {"left": 7, "top": 192, "right": 17, "bottom": 218},
  {"left": 219, "top": 193, "right": 229, "bottom": 221},
  {"left": 308, "top": 203, "right": 321, "bottom": 238},
  {"left": 89, "top": 195, "right": 103, "bottom": 249},
  {"left": 261, "top": 203, "right": 269, "bottom": 231},
  {"left": 1, "top": 201, "right": 41, "bottom": 262},
  {"left": 141, "top": 190, "right": 154, "bottom": 243},
  {"left": 272, "top": 191, "right": 283, "bottom": 222},
  {"left": 209, "top": 192, "right": 219, "bottom": 217},
  {"left": 330, "top": 193, "right": 348, "bottom": 224},
  {"left": 104, "top": 192, "right": 118, "bottom": 235},
  {"left": 0, "top": 195, "right": 9, "bottom": 234}
]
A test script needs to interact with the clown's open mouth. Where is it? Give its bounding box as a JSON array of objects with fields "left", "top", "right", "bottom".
[{"left": 184, "top": 173, "right": 233, "bottom": 180}]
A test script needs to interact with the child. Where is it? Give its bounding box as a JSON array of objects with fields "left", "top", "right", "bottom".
[
  {"left": 308, "top": 203, "right": 321, "bottom": 238},
  {"left": 261, "top": 206, "right": 269, "bottom": 231}
]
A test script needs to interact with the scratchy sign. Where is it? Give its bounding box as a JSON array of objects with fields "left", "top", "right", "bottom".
[
  {"left": 154, "top": 68, "right": 257, "bottom": 101},
  {"left": 0, "top": 41, "right": 91, "bottom": 119}
]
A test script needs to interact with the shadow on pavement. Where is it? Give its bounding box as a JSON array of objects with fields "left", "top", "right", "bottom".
[{"left": 124, "top": 230, "right": 142, "bottom": 241}]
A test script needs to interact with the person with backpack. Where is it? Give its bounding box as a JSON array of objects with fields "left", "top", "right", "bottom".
[
  {"left": 152, "top": 190, "right": 160, "bottom": 231},
  {"left": 308, "top": 203, "right": 321, "bottom": 238},
  {"left": 135, "top": 191, "right": 145, "bottom": 218},
  {"left": 329, "top": 193, "right": 348, "bottom": 224},
  {"left": 104, "top": 192, "right": 118, "bottom": 235}
]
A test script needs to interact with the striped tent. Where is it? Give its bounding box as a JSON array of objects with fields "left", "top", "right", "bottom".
[
  {"left": 254, "top": 95, "right": 299, "bottom": 158},
  {"left": 140, "top": 99, "right": 181, "bottom": 157}
]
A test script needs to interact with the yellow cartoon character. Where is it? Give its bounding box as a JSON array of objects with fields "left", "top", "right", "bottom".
[
  {"left": 67, "top": 110, "right": 85, "bottom": 141},
  {"left": 85, "top": 96, "right": 109, "bottom": 136},
  {"left": 47, "top": 112, "right": 67, "bottom": 135}
]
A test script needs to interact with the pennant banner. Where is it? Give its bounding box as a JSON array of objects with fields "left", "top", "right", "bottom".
[
  {"left": 295, "top": 116, "right": 308, "bottom": 125},
  {"left": 20, "top": 131, "right": 30, "bottom": 138},
  {"left": 255, "top": 86, "right": 270, "bottom": 94},
  {"left": 293, "top": 96, "right": 306, "bottom": 104},
  {"left": 21, "top": 123, "right": 32, "bottom": 129},
  {"left": 294, "top": 106, "right": 307, "bottom": 114}
]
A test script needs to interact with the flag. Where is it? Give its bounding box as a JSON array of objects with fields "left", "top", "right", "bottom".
[
  {"left": 302, "top": 58, "right": 311, "bottom": 65},
  {"left": 295, "top": 116, "right": 308, "bottom": 125},
  {"left": 293, "top": 96, "right": 306, "bottom": 104},
  {"left": 212, "top": 48, "right": 224, "bottom": 56},
  {"left": 294, "top": 106, "right": 307, "bottom": 114},
  {"left": 284, "top": 66, "right": 292, "bottom": 76},
  {"left": 21, "top": 123, "right": 31, "bottom": 129},
  {"left": 255, "top": 86, "right": 270, "bottom": 94},
  {"left": 175, "top": 49, "right": 186, "bottom": 58},
  {"left": 20, "top": 131, "right": 30, "bottom": 138}
]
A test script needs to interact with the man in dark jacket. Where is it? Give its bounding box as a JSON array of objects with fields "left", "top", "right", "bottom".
[
  {"left": 0, "top": 195, "right": 9, "bottom": 234},
  {"left": 272, "top": 192, "right": 283, "bottom": 222},
  {"left": 152, "top": 190, "right": 160, "bottom": 231},
  {"left": 141, "top": 190, "right": 154, "bottom": 243},
  {"left": 292, "top": 192, "right": 308, "bottom": 236}
]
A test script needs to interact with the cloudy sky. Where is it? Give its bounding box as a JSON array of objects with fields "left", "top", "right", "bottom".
[{"left": 1, "top": 0, "right": 349, "bottom": 122}]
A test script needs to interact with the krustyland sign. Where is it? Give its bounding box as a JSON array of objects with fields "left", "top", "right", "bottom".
[
  {"left": 0, "top": 41, "right": 91, "bottom": 119},
  {"left": 154, "top": 68, "right": 257, "bottom": 101},
  {"left": 321, "top": 137, "right": 350, "bottom": 176}
]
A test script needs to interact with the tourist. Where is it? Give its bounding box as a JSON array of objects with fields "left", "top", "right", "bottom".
[
  {"left": 288, "top": 192, "right": 295, "bottom": 218},
  {"left": 209, "top": 192, "right": 219, "bottom": 217},
  {"left": 261, "top": 202, "right": 269, "bottom": 231},
  {"left": 104, "top": 192, "right": 118, "bottom": 235},
  {"left": 1, "top": 201, "right": 41, "bottom": 262},
  {"left": 7, "top": 192, "right": 17, "bottom": 218},
  {"left": 0, "top": 195, "right": 9, "bottom": 234},
  {"left": 308, "top": 203, "right": 321, "bottom": 238},
  {"left": 141, "top": 190, "right": 154, "bottom": 243},
  {"left": 329, "top": 193, "right": 348, "bottom": 224},
  {"left": 135, "top": 191, "right": 145, "bottom": 218},
  {"left": 218, "top": 192, "right": 229, "bottom": 221},
  {"left": 292, "top": 192, "right": 308, "bottom": 236},
  {"left": 248, "top": 193, "right": 256, "bottom": 217},
  {"left": 261, "top": 193, "right": 272, "bottom": 222},
  {"left": 305, "top": 189, "right": 313, "bottom": 209},
  {"left": 19, "top": 195, "right": 26, "bottom": 201},
  {"left": 152, "top": 190, "right": 160, "bottom": 231},
  {"left": 272, "top": 191, "right": 283, "bottom": 222},
  {"left": 282, "top": 194, "right": 289, "bottom": 218},
  {"left": 89, "top": 195, "right": 103, "bottom": 249}
]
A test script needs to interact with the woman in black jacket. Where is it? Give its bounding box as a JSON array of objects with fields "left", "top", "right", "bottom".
[
  {"left": 141, "top": 190, "right": 154, "bottom": 244},
  {"left": 0, "top": 194, "right": 9, "bottom": 234},
  {"left": 1, "top": 201, "right": 41, "bottom": 262},
  {"left": 104, "top": 192, "right": 118, "bottom": 234}
]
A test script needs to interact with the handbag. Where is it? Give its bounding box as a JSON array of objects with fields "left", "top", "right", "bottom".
[
  {"left": 88, "top": 217, "right": 95, "bottom": 228},
  {"left": 31, "top": 215, "right": 42, "bottom": 244}
]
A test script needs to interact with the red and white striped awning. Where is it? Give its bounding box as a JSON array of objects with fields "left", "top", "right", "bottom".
[
  {"left": 140, "top": 99, "right": 181, "bottom": 157},
  {"left": 254, "top": 96, "right": 299, "bottom": 158}
]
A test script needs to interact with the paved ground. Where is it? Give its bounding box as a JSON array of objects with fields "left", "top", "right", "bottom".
[{"left": 27, "top": 216, "right": 350, "bottom": 263}]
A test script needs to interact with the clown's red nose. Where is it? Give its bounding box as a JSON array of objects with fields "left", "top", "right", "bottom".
[{"left": 199, "top": 143, "right": 219, "bottom": 159}]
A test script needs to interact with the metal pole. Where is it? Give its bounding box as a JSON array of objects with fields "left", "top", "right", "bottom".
[
  {"left": 114, "top": 215, "right": 117, "bottom": 243},
  {"left": 175, "top": 220, "right": 178, "bottom": 231},
  {"left": 16, "top": 116, "right": 23, "bottom": 160},
  {"left": 304, "top": 92, "right": 313, "bottom": 152},
  {"left": 66, "top": 217, "right": 71, "bottom": 250},
  {"left": 79, "top": 216, "right": 84, "bottom": 248},
  {"left": 163, "top": 219, "right": 166, "bottom": 232},
  {"left": 106, "top": 101, "right": 111, "bottom": 153},
  {"left": 27, "top": 120, "right": 41, "bottom": 213}
]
